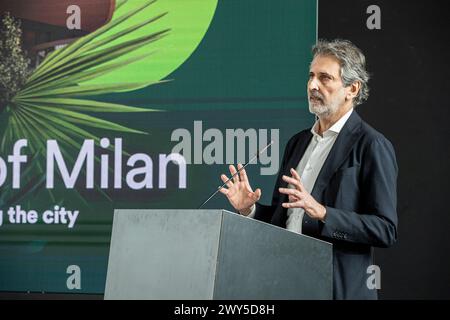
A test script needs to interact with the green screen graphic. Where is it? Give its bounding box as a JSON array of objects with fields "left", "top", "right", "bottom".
[{"left": 0, "top": 0, "right": 317, "bottom": 293}]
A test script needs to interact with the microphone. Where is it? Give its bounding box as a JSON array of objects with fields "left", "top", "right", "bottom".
[{"left": 197, "top": 140, "right": 274, "bottom": 209}]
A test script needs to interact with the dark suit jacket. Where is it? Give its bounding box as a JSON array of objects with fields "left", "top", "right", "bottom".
[{"left": 254, "top": 110, "right": 398, "bottom": 300}]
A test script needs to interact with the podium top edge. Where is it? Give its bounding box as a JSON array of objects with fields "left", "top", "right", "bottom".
[
  {"left": 112, "top": 209, "right": 332, "bottom": 246},
  {"left": 113, "top": 209, "right": 234, "bottom": 214}
]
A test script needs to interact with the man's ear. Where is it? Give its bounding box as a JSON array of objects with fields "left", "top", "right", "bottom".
[{"left": 346, "top": 81, "right": 361, "bottom": 101}]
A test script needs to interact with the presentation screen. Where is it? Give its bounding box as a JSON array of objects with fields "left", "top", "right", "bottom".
[{"left": 0, "top": 0, "right": 317, "bottom": 293}]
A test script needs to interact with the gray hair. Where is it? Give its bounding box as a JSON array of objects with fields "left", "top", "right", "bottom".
[{"left": 312, "top": 39, "right": 370, "bottom": 106}]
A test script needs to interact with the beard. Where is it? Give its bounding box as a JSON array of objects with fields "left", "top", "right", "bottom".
[{"left": 308, "top": 91, "right": 342, "bottom": 117}]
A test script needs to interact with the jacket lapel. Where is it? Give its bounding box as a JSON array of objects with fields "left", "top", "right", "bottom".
[
  {"left": 311, "top": 110, "right": 363, "bottom": 200},
  {"left": 286, "top": 131, "right": 313, "bottom": 177},
  {"left": 271, "top": 130, "right": 313, "bottom": 227}
]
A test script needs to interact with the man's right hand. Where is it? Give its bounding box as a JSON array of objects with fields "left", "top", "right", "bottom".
[{"left": 218, "top": 164, "right": 261, "bottom": 216}]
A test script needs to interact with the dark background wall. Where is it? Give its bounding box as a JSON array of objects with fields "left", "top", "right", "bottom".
[{"left": 319, "top": 0, "right": 450, "bottom": 299}]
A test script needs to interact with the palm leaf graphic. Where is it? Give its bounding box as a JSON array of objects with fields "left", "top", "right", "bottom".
[{"left": 1, "top": 0, "right": 170, "bottom": 203}]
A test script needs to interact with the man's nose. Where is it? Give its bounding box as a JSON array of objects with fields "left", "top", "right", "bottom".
[{"left": 308, "top": 77, "right": 319, "bottom": 91}]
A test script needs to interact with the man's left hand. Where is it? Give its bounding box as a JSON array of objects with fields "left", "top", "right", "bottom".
[{"left": 279, "top": 168, "right": 327, "bottom": 221}]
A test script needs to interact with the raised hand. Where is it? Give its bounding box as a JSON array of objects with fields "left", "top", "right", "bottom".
[
  {"left": 219, "top": 164, "right": 261, "bottom": 215},
  {"left": 278, "top": 168, "right": 327, "bottom": 221}
]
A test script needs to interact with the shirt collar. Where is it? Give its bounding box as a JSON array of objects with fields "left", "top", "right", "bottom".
[{"left": 311, "top": 108, "right": 354, "bottom": 138}]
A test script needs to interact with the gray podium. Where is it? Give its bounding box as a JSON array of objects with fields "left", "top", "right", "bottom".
[{"left": 104, "top": 209, "right": 332, "bottom": 300}]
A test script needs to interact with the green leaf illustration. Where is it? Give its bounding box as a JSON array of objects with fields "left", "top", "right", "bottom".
[{"left": 0, "top": 0, "right": 218, "bottom": 205}]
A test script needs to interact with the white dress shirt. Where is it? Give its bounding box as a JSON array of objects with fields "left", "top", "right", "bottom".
[{"left": 247, "top": 108, "right": 354, "bottom": 234}]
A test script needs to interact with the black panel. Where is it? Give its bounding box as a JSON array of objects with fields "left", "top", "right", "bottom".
[{"left": 319, "top": 0, "right": 450, "bottom": 299}]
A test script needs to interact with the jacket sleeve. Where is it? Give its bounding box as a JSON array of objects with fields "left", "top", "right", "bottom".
[{"left": 320, "top": 138, "right": 399, "bottom": 248}]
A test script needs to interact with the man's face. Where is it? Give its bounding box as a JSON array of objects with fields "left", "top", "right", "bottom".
[{"left": 307, "top": 55, "right": 348, "bottom": 117}]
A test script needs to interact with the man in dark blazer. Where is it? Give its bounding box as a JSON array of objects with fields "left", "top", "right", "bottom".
[{"left": 219, "top": 39, "right": 398, "bottom": 300}]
